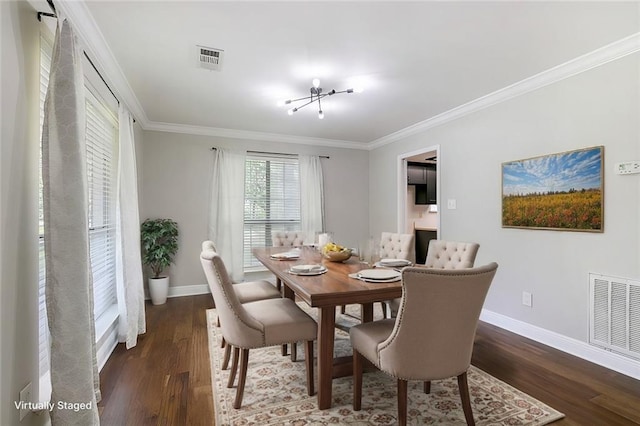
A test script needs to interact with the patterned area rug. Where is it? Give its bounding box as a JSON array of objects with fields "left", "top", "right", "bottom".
[{"left": 207, "top": 305, "right": 564, "bottom": 425}]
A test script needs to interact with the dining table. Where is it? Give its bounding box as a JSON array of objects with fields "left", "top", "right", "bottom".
[{"left": 252, "top": 245, "right": 403, "bottom": 410}]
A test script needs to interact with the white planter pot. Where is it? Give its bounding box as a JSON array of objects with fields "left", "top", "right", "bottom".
[{"left": 149, "top": 277, "right": 169, "bottom": 305}]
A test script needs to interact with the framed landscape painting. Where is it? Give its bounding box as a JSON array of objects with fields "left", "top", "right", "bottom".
[{"left": 502, "top": 146, "right": 604, "bottom": 232}]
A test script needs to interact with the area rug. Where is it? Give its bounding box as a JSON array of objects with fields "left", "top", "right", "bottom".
[{"left": 207, "top": 305, "right": 564, "bottom": 425}]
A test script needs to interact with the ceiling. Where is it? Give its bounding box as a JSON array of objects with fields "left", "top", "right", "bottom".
[{"left": 78, "top": 1, "right": 638, "bottom": 146}]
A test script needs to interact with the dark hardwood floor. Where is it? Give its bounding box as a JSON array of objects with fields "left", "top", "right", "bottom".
[{"left": 98, "top": 294, "right": 640, "bottom": 425}]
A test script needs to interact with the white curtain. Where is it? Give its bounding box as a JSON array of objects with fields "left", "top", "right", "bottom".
[
  {"left": 209, "top": 148, "right": 246, "bottom": 282},
  {"left": 116, "top": 105, "right": 146, "bottom": 349},
  {"left": 299, "top": 154, "right": 325, "bottom": 244},
  {"left": 42, "top": 17, "right": 100, "bottom": 424}
]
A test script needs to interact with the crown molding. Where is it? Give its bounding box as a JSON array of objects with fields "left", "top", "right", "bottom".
[
  {"left": 55, "top": 1, "right": 149, "bottom": 125},
  {"left": 369, "top": 32, "right": 640, "bottom": 150},
  {"left": 57, "top": 1, "right": 639, "bottom": 151},
  {"left": 144, "top": 121, "right": 370, "bottom": 150}
]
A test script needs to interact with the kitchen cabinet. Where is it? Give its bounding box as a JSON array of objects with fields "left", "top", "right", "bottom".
[
  {"left": 414, "top": 165, "right": 436, "bottom": 205},
  {"left": 407, "top": 163, "right": 428, "bottom": 185},
  {"left": 415, "top": 229, "right": 437, "bottom": 264}
]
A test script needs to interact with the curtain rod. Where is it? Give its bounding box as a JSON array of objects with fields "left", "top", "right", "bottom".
[
  {"left": 36, "top": 1, "right": 137, "bottom": 124},
  {"left": 210, "top": 147, "right": 329, "bottom": 159}
]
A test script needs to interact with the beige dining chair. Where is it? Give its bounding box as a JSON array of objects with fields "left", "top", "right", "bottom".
[
  {"left": 387, "top": 239, "right": 480, "bottom": 317},
  {"left": 271, "top": 230, "right": 306, "bottom": 247},
  {"left": 379, "top": 232, "right": 415, "bottom": 263},
  {"left": 271, "top": 231, "right": 306, "bottom": 293},
  {"left": 200, "top": 247, "right": 318, "bottom": 409},
  {"left": 202, "top": 241, "right": 282, "bottom": 369},
  {"left": 342, "top": 232, "right": 415, "bottom": 319},
  {"left": 350, "top": 263, "right": 499, "bottom": 426}
]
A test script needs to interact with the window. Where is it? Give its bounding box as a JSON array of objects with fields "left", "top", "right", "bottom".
[
  {"left": 38, "top": 35, "right": 119, "bottom": 399},
  {"left": 243, "top": 155, "right": 300, "bottom": 270}
]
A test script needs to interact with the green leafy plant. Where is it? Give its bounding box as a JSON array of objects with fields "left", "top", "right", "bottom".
[{"left": 141, "top": 218, "right": 179, "bottom": 278}]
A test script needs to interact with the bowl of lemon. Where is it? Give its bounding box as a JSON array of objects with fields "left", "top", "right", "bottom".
[{"left": 321, "top": 242, "right": 352, "bottom": 262}]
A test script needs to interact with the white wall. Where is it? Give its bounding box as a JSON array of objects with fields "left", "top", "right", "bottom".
[
  {"left": 370, "top": 54, "right": 640, "bottom": 347},
  {"left": 1, "top": 1, "right": 48, "bottom": 424},
  {"left": 140, "top": 131, "right": 369, "bottom": 289}
]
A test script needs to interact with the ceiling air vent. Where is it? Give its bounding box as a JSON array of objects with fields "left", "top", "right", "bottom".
[{"left": 197, "top": 45, "right": 224, "bottom": 71}]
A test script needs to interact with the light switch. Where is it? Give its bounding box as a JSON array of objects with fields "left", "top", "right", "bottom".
[{"left": 447, "top": 199, "right": 456, "bottom": 209}]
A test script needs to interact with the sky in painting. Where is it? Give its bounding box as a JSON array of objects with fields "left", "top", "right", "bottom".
[{"left": 502, "top": 147, "right": 602, "bottom": 196}]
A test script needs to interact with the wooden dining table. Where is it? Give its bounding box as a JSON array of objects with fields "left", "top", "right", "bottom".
[{"left": 252, "top": 245, "right": 403, "bottom": 410}]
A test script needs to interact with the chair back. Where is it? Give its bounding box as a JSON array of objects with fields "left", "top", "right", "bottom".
[
  {"left": 200, "top": 247, "right": 265, "bottom": 347},
  {"left": 271, "top": 231, "right": 306, "bottom": 247},
  {"left": 379, "top": 232, "right": 414, "bottom": 262},
  {"left": 424, "top": 240, "right": 479, "bottom": 269},
  {"left": 202, "top": 240, "right": 217, "bottom": 252},
  {"left": 378, "top": 263, "right": 498, "bottom": 380}
]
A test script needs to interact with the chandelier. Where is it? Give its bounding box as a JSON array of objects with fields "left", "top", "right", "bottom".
[{"left": 279, "top": 79, "right": 361, "bottom": 119}]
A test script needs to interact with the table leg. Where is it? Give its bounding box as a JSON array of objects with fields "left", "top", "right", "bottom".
[
  {"left": 317, "top": 306, "right": 336, "bottom": 409},
  {"left": 361, "top": 303, "right": 373, "bottom": 323}
]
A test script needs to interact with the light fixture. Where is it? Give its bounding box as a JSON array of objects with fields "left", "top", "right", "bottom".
[{"left": 279, "top": 78, "right": 360, "bottom": 119}]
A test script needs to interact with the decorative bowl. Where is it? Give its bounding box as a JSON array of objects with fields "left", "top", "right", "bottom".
[{"left": 323, "top": 248, "right": 352, "bottom": 262}]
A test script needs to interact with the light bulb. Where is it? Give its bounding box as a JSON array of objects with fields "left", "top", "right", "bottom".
[
  {"left": 353, "top": 86, "right": 364, "bottom": 93},
  {"left": 277, "top": 100, "right": 285, "bottom": 106},
  {"left": 318, "top": 110, "right": 324, "bottom": 119},
  {"left": 312, "top": 78, "right": 320, "bottom": 88},
  {"left": 287, "top": 109, "right": 294, "bottom": 116}
]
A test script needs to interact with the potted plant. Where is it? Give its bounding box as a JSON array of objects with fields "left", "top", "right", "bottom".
[{"left": 141, "top": 218, "right": 179, "bottom": 305}]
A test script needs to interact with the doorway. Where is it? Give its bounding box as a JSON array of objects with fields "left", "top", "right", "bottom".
[{"left": 396, "top": 145, "right": 440, "bottom": 237}]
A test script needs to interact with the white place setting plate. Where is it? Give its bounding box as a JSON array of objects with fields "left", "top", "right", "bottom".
[
  {"left": 356, "top": 268, "right": 401, "bottom": 282},
  {"left": 288, "top": 264, "right": 327, "bottom": 276},
  {"left": 376, "top": 258, "right": 412, "bottom": 268},
  {"left": 270, "top": 251, "right": 300, "bottom": 260}
]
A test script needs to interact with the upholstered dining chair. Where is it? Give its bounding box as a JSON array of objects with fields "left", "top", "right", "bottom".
[
  {"left": 379, "top": 232, "right": 415, "bottom": 263},
  {"left": 271, "top": 231, "right": 306, "bottom": 293},
  {"left": 350, "top": 263, "right": 499, "bottom": 426},
  {"left": 200, "top": 248, "right": 318, "bottom": 409},
  {"left": 271, "top": 230, "right": 306, "bottom": 247},
  {"left": 387, "top": 239, "right": 480, "bottom": 317},
  {"left": 343, "top": 232, "right": 414, "bottom": 319},
  {"left": 202, "top": 241, "right": 282, "bottom": 369}
]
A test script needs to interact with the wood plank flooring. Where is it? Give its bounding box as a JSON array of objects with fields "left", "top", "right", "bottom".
[{"left": 98, "top": 294, "right": 640, "bottom": 425}]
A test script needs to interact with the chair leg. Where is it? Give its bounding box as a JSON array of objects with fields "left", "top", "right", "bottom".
[
  {"left": 281, "top": 344, "right": 288, "bottom": 356},
  {"left": 227, "top": 347, "right": 240, "bottom": 388},
  {"left": 397, "top": 379, "right": 408, "bottom": 426},
  {"left": 291, "top": 341, "right": 297, "bottom": 362},
  {"left": 276, "top": 277, "right": 282, "bottom": 291},
  {"left": 424, "top": 380, "right": 431, "bottom": 394},
  {"left": 216, "top": 316, "right": 221, "bottom": 327},
  {"left": 233, "top": 348, "right": 250, "bottom": 409},
  {"left": 221, "top": 336, "right": 226, "bottom": 349},
  {"left": 458, "top": 372, "right": 475, "bottom": 426},
  {"left": 353, "top": 350, "right": 363, "bottom": 411},
  {"left": 222, "top": 343, "right": 232, "bottom": 370},
  {"left": 305, "top": 340, "right": 315, "bottom": 396},
  {"left": 340, "top": 305, "right": 346, "bottom": 314}
]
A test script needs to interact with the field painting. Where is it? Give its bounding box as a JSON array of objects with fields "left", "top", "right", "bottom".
[{"left": 502, "top": 146, "right": 603, "bottom": 232}]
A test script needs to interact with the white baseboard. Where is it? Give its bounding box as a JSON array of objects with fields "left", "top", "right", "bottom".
[
  {"left": 144, "top": 284, "right": 211, "bottom": 300},
  {"left": 168, "top": 284, "right": 210, "bottom": 298},
  {"left": 480, "top": 308, "right": 640, "bottom": 380}
]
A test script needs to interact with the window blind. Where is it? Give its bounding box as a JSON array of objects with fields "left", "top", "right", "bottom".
[
  {"left": 85, "top": 88, "right": 118, "bottom": 319},
  {"left": 243, "top": 155, "right": 301, "bottom": 269}
]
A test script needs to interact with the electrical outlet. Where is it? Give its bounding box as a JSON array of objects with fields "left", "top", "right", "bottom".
[
  {"left": 522, "top": 291, "right": 532, "bottom": 307},
  {"left": 19, "top": 382, "right": 32, "bottom": 421},
  {"left": 447, "top": 199, "right": 457, "bottom": 209}
]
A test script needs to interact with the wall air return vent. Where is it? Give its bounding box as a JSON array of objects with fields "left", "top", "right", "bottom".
[
  {"left": 589, "top": 273, "right": 640, "bottom": 361},
  {"left": 197, "top": 45, "right": 224, "bottom": 71}
]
